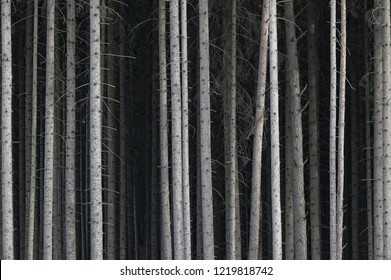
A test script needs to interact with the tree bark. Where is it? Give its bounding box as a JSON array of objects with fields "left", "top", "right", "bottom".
[
  {"left": 43, "top": 0, "right": 56, "bottom": 260},
  {"left": 248, "top": 0, "right": 269, "bottom": 260},
  {"left": 382, "top": 0, "right": 391, "bottom": 260},
  {"left": 159, "top": 0, "right": 172, "bottom": 260},
  {"left": 373, "top": 0, "right": 384, "bottom": 260},
  {"left": 199, "top": 0, "right": 215, "bottom": 260},
  {"left": 65, "top": 0, "right": 77, "bottom": 260},
  {"left": 329, "top": 0, "right": 338, "bottom": 260},
  {"left": 269, "top": 0, "right": 282, "bottom": 260},
  {"left": 1, "top": 0, "right": 14, "bottom": 260},
  {"left": 90, "top": 0, "right": 103, "bottom": 260},
  {"left": 181, "top": 0, "right": 191, "bottom": 260},
  {"left": 307, "top": 0, "right": 321, "bottom": 260}
]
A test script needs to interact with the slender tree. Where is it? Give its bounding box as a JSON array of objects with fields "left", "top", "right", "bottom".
[
  {"left": 199, "top": 0, "right": 215, "bottom": 260},
  {"left": 329, "top": 0, "right": 338, "bottom": 260},
  {"left": 382, "top": 0, "right": 391, "bottom": 260},
  {"left": 373, "top": 0, "right": 384, "bottom": 260},
  {"left": 1, "top": 0, "right": 14, "bottom": 260},
  {"left": 307, "top": 0, "right": 321, "bottom": 260},
  {"left": 90, "top": 0, "right": 103, "bottom": 260},
  {"left": 223, "top": 0, "right": 238, "bottom": 260},
  {"left": 181, "top": 0, "right": 191, "bottom": 260},
  {"left": 170, "top": 0, "right": 184, "bottom": 260},
  {"left": 159, "top": 0, "right": 172, "bottom": 260},
  {"left": 65, "top": 0, "right": 77, "bottom": 260},
  {"left": 25, "top": 0, "right": 39, "bottom": 260},
  {"left": 284, "top": 0, "right": 307, "bottom": 260},
  {"left": 248, "top": 0, "right": 269, "bottom": 260},
  {"left": 269, "top": 0, "right": 282, "bottom": 260},
  {"left": 43, "top": 0, "right": 56, "bottom": 260},
  {"left": 336, "top": 0, "right": 347, "bottom": 260}
]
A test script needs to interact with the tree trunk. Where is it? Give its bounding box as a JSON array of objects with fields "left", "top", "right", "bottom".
[
  {"left": 90, "top": 0, "right": 103, "bottom": 260},
  {"left": 1, "top": 0, "right": 14, "bottom": 260},
  {"left": 180, "top": 0, "right": 191, "bottom": 260},
  {"left": 329, "top": 0, "right": 338, "bottom": 260},
  {"left": 307, "top": 0, "right": 321, "bottom": 260},
  {"left": 248, "top": 0, "right": 269, "bottom": 260},
  {"left": 269, "top": 0, "right": 282, "bottom": 260},
  {"left": 199, "top": 0, "right": 215, "bottom": 260},
  {"left": 373, "top": 0, "right": 384, "bottom": 260},
  {"left": 336, "top": 0, "right": 347, "bottom": 260},
  {"left": 382, "top": 0, "right": 391, "bottom": 260},
  {"left": 159, "top": 0, "right": 172, "bottom": 260},
  {"left": 223, "top": 0, "right": 238, "bottom": 260},
  {"left": 25, "top": 0, "right": 39, "bottom": 260},
  {"left": 43, "top": 0, "right": 55, "bottom": 260},
  {"left": 65, "top": 0, "right": 77, "bottom": 260},
  {"left": 284, "top": 0, "right": 307, "bottom": 260},
  {"left": 169, "top": 0, "right": 184, "bottom": 260}
]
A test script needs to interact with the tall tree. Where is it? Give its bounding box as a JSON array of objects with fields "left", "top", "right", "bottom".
[
  {"left": 199, "top": 0, "right": 215, "bottom": 260},
  {"left": 170, "top": 0, "right": 184, "bottom": 260},
  {"left": 307, "top": 0, "right": 321, "bottom": 260},
  {"left": 65, "top": 0, "right": 77, "bottom": 260},
  {"left": 382, "top": 0, "right": 391, "bottom": 260},
  {"left": 90, "top": 0, "right": 103, "bottom": 260},
  {"left": 284, "top": 0, "right": 307, "bottom": 260},
  {"left": 223, "top": 0, "right": 238, "bottom": 260},
  {"left": 269, "top": 0, "right": 282, "bottom": 260},
  {"left": 335, "top": 0, "right": 348, "bottom": 260},
  {"left": 159, "top": 0, "right": 172, "bottom": 260},
  {"left": 25, "top": 0, "right": 39, "bottom": 260},
  {"left": 248, "top": 0, "right": 269, "bottom": 260},
  {"left": 181, "top": 0, "right": 191, "bottom": 260},
  {"left": 373, "top": 0, "right": 384, "bottom": 260},
  {"left": 43, "top": 0, "right": 55, "bottom": 260},
  {"left": 1, "top": 0, "right": 14, "bottom": 260},
  {"left": 329, "top": 0, "right": 338, "bottom": 260},
  {"left": 336, "top": 0, "right": 347, "bottom": 260}
]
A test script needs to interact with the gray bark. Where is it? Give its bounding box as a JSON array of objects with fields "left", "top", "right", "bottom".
[
  {"left": 382, "top": 0, "right": 391, "bottom": 260},
  {"left": 248, "top": 0, "right": 269, "bottom": 260},
  {"left": 159, "top": 0, "right": 172, "bottom": 260},
  {"left": 90, "top": 0, "right": 103, "bottom": 260},
  {"left": 43, "top": 0, "right": 55, "bottom": 260},
  {"left": 373, "top": 0, "right": 384, "bottom": 260},
  {"left": 1, "top": 0, "right": 14, "bottom": 260},
  {"left": 269, "top": 0, "right": 282, "bottom": 260},
  {"left": 65, "top": 0, "right": 76, "bottom": 260},
  {"left": 307, "top": 0, "right": 321, "bottom": 260},
  {"left": 181, "top": 0, "right": 191, "bottom": 260},
  {"left": 329, "top": 0, "right": 337, "bottom": 260},
  {"left": 199, "top": 0, "right": 215, "bottom": 260}
]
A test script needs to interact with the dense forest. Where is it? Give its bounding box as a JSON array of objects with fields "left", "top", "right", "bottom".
[{"left": 0, "top": 0, "right": 390, "bottom": 260}]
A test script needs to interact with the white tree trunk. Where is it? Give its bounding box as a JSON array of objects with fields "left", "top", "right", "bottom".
[
  {"left": 382, "top": 0, "right": 391, "bottom": 260},
  {"left": 373, "top": 0, "right": 384, "bottom": 260},
  {"left": 159, "top": 0, "right": 172, "bottom": 260},
  {"left": 43, "top": 0, "right": 55, "bottom": 260},
  {"left": 248, "top": 0, "right": 269, "bottom": 260},
  {"left": 26, "top": 0, "right": 39, "bottom": 260},
  {"left": 1, "top": 0, "right": 14, "bottom": 260},
  {"left": 269, "top": 0, "right": 282, "bottom": 260},
  {"left": 65, "top": 0, "right": 76, "bottom": 260},
  {"left": 181, "top": 0, "right": 191, "bottom": 260},
  {"left": 284, "top": 0, "right": 307, "bottom": 259},
  {"left": 170, "top": 0, "right": 184, "bottom": 260},
  {"left": 336, "top": 0, "right": 347, "bottom": 260},
  {"left": 329, "top": 0, "right": 338, "bottom": 260},
  {"left": 199, "top": 0, "right": 215, "bottom": 260},
  {"left": 90, "top": 0, "right": 103, "bottom": 260}
]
